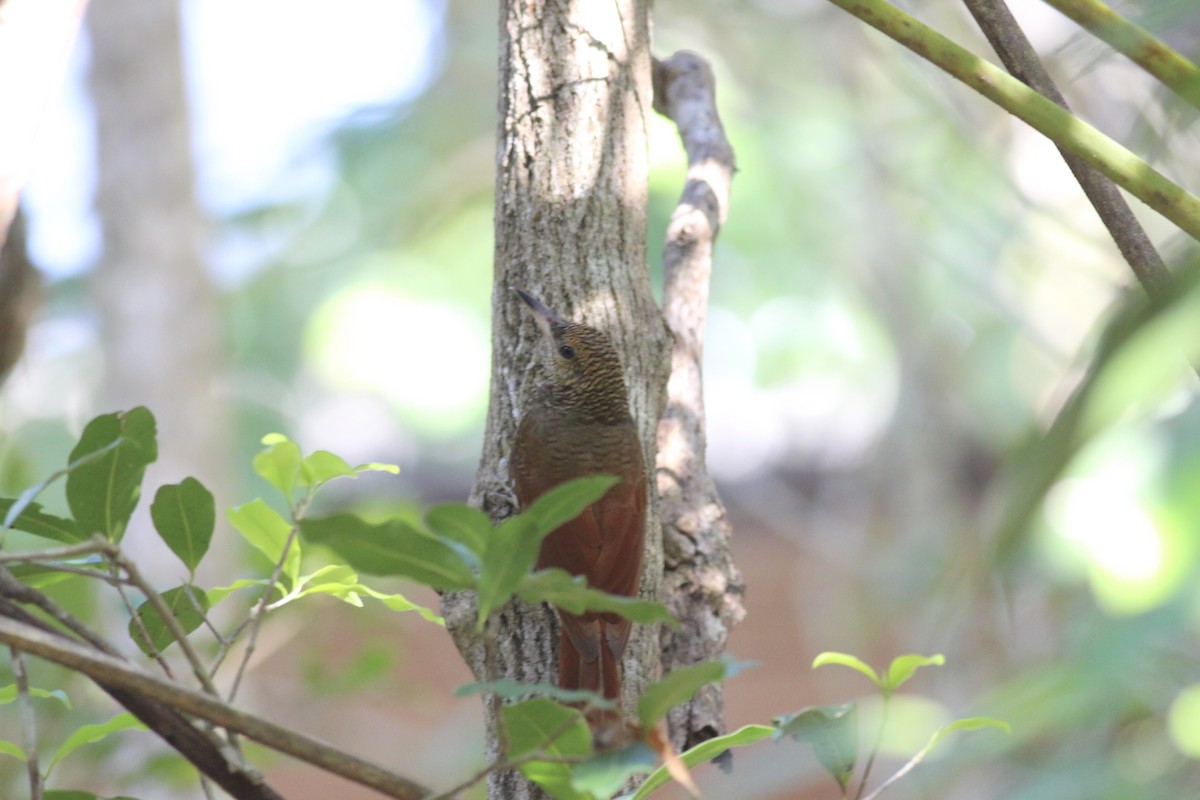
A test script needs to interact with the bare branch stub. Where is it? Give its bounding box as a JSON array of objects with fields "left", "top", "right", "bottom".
[{"left": 652, "top": 50, "right": 746, "bottom": 754}]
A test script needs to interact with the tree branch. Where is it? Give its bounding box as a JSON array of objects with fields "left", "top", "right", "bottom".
[
  {"left": 652, "top": 50, "right": 745, "bottom": 754},
  {"left": 0, "top": 594, "right": 285, "bottom": 800},
  {"left": 960, "top": 0, "right": 1173, "bottom": 298},
  {"left": 1041, "top": 0, "right": 1200, "bottom": 111},
  {"left": 0, "top": 611, "right": 439, "bottom": 800},
  {"left": 822, "top": 0, "right": 1200, "bottom": 242}
]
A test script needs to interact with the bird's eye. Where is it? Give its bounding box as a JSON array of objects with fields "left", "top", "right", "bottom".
[{"left": 559, "top": 344, "right": 576, "bottom": 359}]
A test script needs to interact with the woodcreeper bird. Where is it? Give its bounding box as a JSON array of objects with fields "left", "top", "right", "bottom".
[{"left": 510, "top": 288, "right": 647, "bottom": 702}]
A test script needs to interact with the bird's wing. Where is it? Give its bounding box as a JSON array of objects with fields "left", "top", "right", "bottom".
[{"left": 560, "top": 611, "right": 601, "bottom": 663}]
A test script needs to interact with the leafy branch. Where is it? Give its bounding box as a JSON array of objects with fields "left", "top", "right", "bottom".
[{"left": 0, "top": 408, "right": 698, "bottom": 800}]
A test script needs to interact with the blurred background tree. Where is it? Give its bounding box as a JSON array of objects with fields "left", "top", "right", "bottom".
[{"left": 1, "top": 0, "right": 1199, "bottom": 798}]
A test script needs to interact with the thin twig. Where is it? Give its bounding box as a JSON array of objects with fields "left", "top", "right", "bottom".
[
  {"left": 0, "top": 596, "right": 285, "bottom": 800},
  {"left": 183, "top": 580, "right": 225, "bottom": 642},
  {"left": 112, "top": 562, "right": 176, "bottom": 679},
  {"left": 10, "top": 646, "right": 43, "bottom": 800},
  {"left": 0, "top": 538, "right": 110, "bottom": 563},
  {"left": 0, "top": 565, "right": 118, "bottom": 655},
  {"left": 226, "top": 521, "right": 300, "bottom": 703},
  {"left": 108, "top": 544, "right": 221, "bottom": 698},
  {"left": 0, "top": 614, "right": 436, "bottom": 800},
  {"left": 22, "top": 561, "right": 129, "bottom": 585},
  {"left": 860, "top": 742, "right": 927, "bottom": 800},
  {"left": 822, "top": 0, "right": 1200, "bottom": 241},
  {"left": 854, "top": 698, "right": 890, "bottom": 800},
  {"left": 961, "top": 0, "right": 1173, "bottom": 299},
  {"left": 1040, "top": 0, "right": 1200, "bottom": 110}
]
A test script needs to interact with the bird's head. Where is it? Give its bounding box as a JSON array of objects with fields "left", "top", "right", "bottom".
[{"left": 514, "top": 287, "right": 629, "bottom": 415}]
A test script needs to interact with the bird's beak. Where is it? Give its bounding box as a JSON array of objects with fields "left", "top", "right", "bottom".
[{"left": 513, "top": 287, "right": 560, "bottom": 339}]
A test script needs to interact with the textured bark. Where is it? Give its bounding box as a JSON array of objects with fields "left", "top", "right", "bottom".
[
  {"left": 652, "top": 52, "right": 744, "bottom": 753},
  {"left": 87, "top": 0, "right": 229, "bottom": 518},
  {"left": 0, "top": 209, "right": 41, "bottom": 386},
  {"left": 442, "top": 0, "right": 670, "bottom": 797}
]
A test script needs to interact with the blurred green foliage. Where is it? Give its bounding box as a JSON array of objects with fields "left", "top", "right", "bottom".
[{"left": 1, "top": 0, "right": 1199, "bottom": 797}]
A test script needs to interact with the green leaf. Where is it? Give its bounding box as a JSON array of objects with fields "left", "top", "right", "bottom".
[
  {"left": 504, "top": 698, "right": 594, "bottom": 760},
  {"left": 503, "top": 699, "right": 593, "bottom": 800},
  {"left": 891, "top": 716, "right": 1011, "bottom": 776},
  {"left": 2, "top": 433, "right": 125, "bottom": 533},
  {"left": 0, "top": 738, "right": 26, "bottom": 761},
  {"left": 290, "top": 566, "right": 444, "bottom": 623},
  {"left": 572, "top": 742, "right": 657, "bottom": 796},
  {"left": 300, "top": 450, "right": 358, "bottom": 487},
  {"left": 812, "top": 651, "right": 880, "bottom": 687},
  {"left": 47, "top": 712, "right": 147, "bottom": 773},
  {"left": 356, "top": 584, "right": 444, "bottom": 624},
  {"left": 774, "top": 703, "right": 858, "bottom": 792},
  {"left": 206, "top": 578, "right": 270, "bottom": 605},
  {"left": 150, "top": 477, "right": 215, "bottom": 574},
  {"left": 354, "top": 461, "right": 400, "bottom": 475},
  {"left": 932, "top": 716, "right": 1011, "bottom": 744},
  {"left": 66, "top": 407, "right": 158, "bottom": 542},
  {"left": 425, "top": 503, "right": 490, "bottom": 558},
  {"left": 0, "top": 499, "right": 83, "bottom": 543},
  {"left": 628, "top": 724, "right": 775, "bottom": 800},
  {"left": 45, "top": 792, "right": 142, "bottom": 800},
  {"left": 882, "top": 653, "right": 945, "bottom": 696},
  {"left": 519, "top": 569, "right": 677, "bottom": 626},
  {"left": 0, "top": 683, "right": 71, "bottom": 708},
  {"left": 128, "top": 585, "right": 209, "bottom": 656},
  {"left": 637, "top": 660, "right": 730, "bottom": 729},
  {"left": 295, "top": 564, "right": 359, "bottom": 594},
  {"left": 300, "top": 513, "right": 474, "bottom": 590},
  {"left": 523, "top": 475, "right": 619, "bottom": 535},
  {"left": 520, "top": 760, "right": 591, "bottom": 800},
  {"left": 476, "top": 514, "right": 545, "bottom": 629},
  {"left": 253, "top": 433, "right": 302, "bottom": 498},
  {"left": 455, "top": 679, "right": 614, "bottom": 710},
  {"left": 228, "top": 499, "right": 300, "bottom": 588}
]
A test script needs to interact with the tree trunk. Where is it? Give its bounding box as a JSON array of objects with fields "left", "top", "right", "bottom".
[
  {"left": 0, "top": 0, "right": 90, "bottom": 252},
  {"left": 442, "top": 0, "right": 670, "bottom": 796},
  {"left": 87, "top": 0, "right": 229, "bottom": 537},
  {"left": 0, "top": 0, "right": 90, "bottom": 384},
  {"left": 0, "top": 209, "right": 41, "bottom": 387}
]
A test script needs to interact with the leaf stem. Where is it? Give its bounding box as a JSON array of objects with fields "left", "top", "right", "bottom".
[
  {"left": 861, "top": 735, "right": 934, "bottom": 800},
  {"left": 226, "top": 492, "right": 311, "bottom": 703},
  {"left": 853, "top": 696, "right": 889, "bottom": 800}
]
